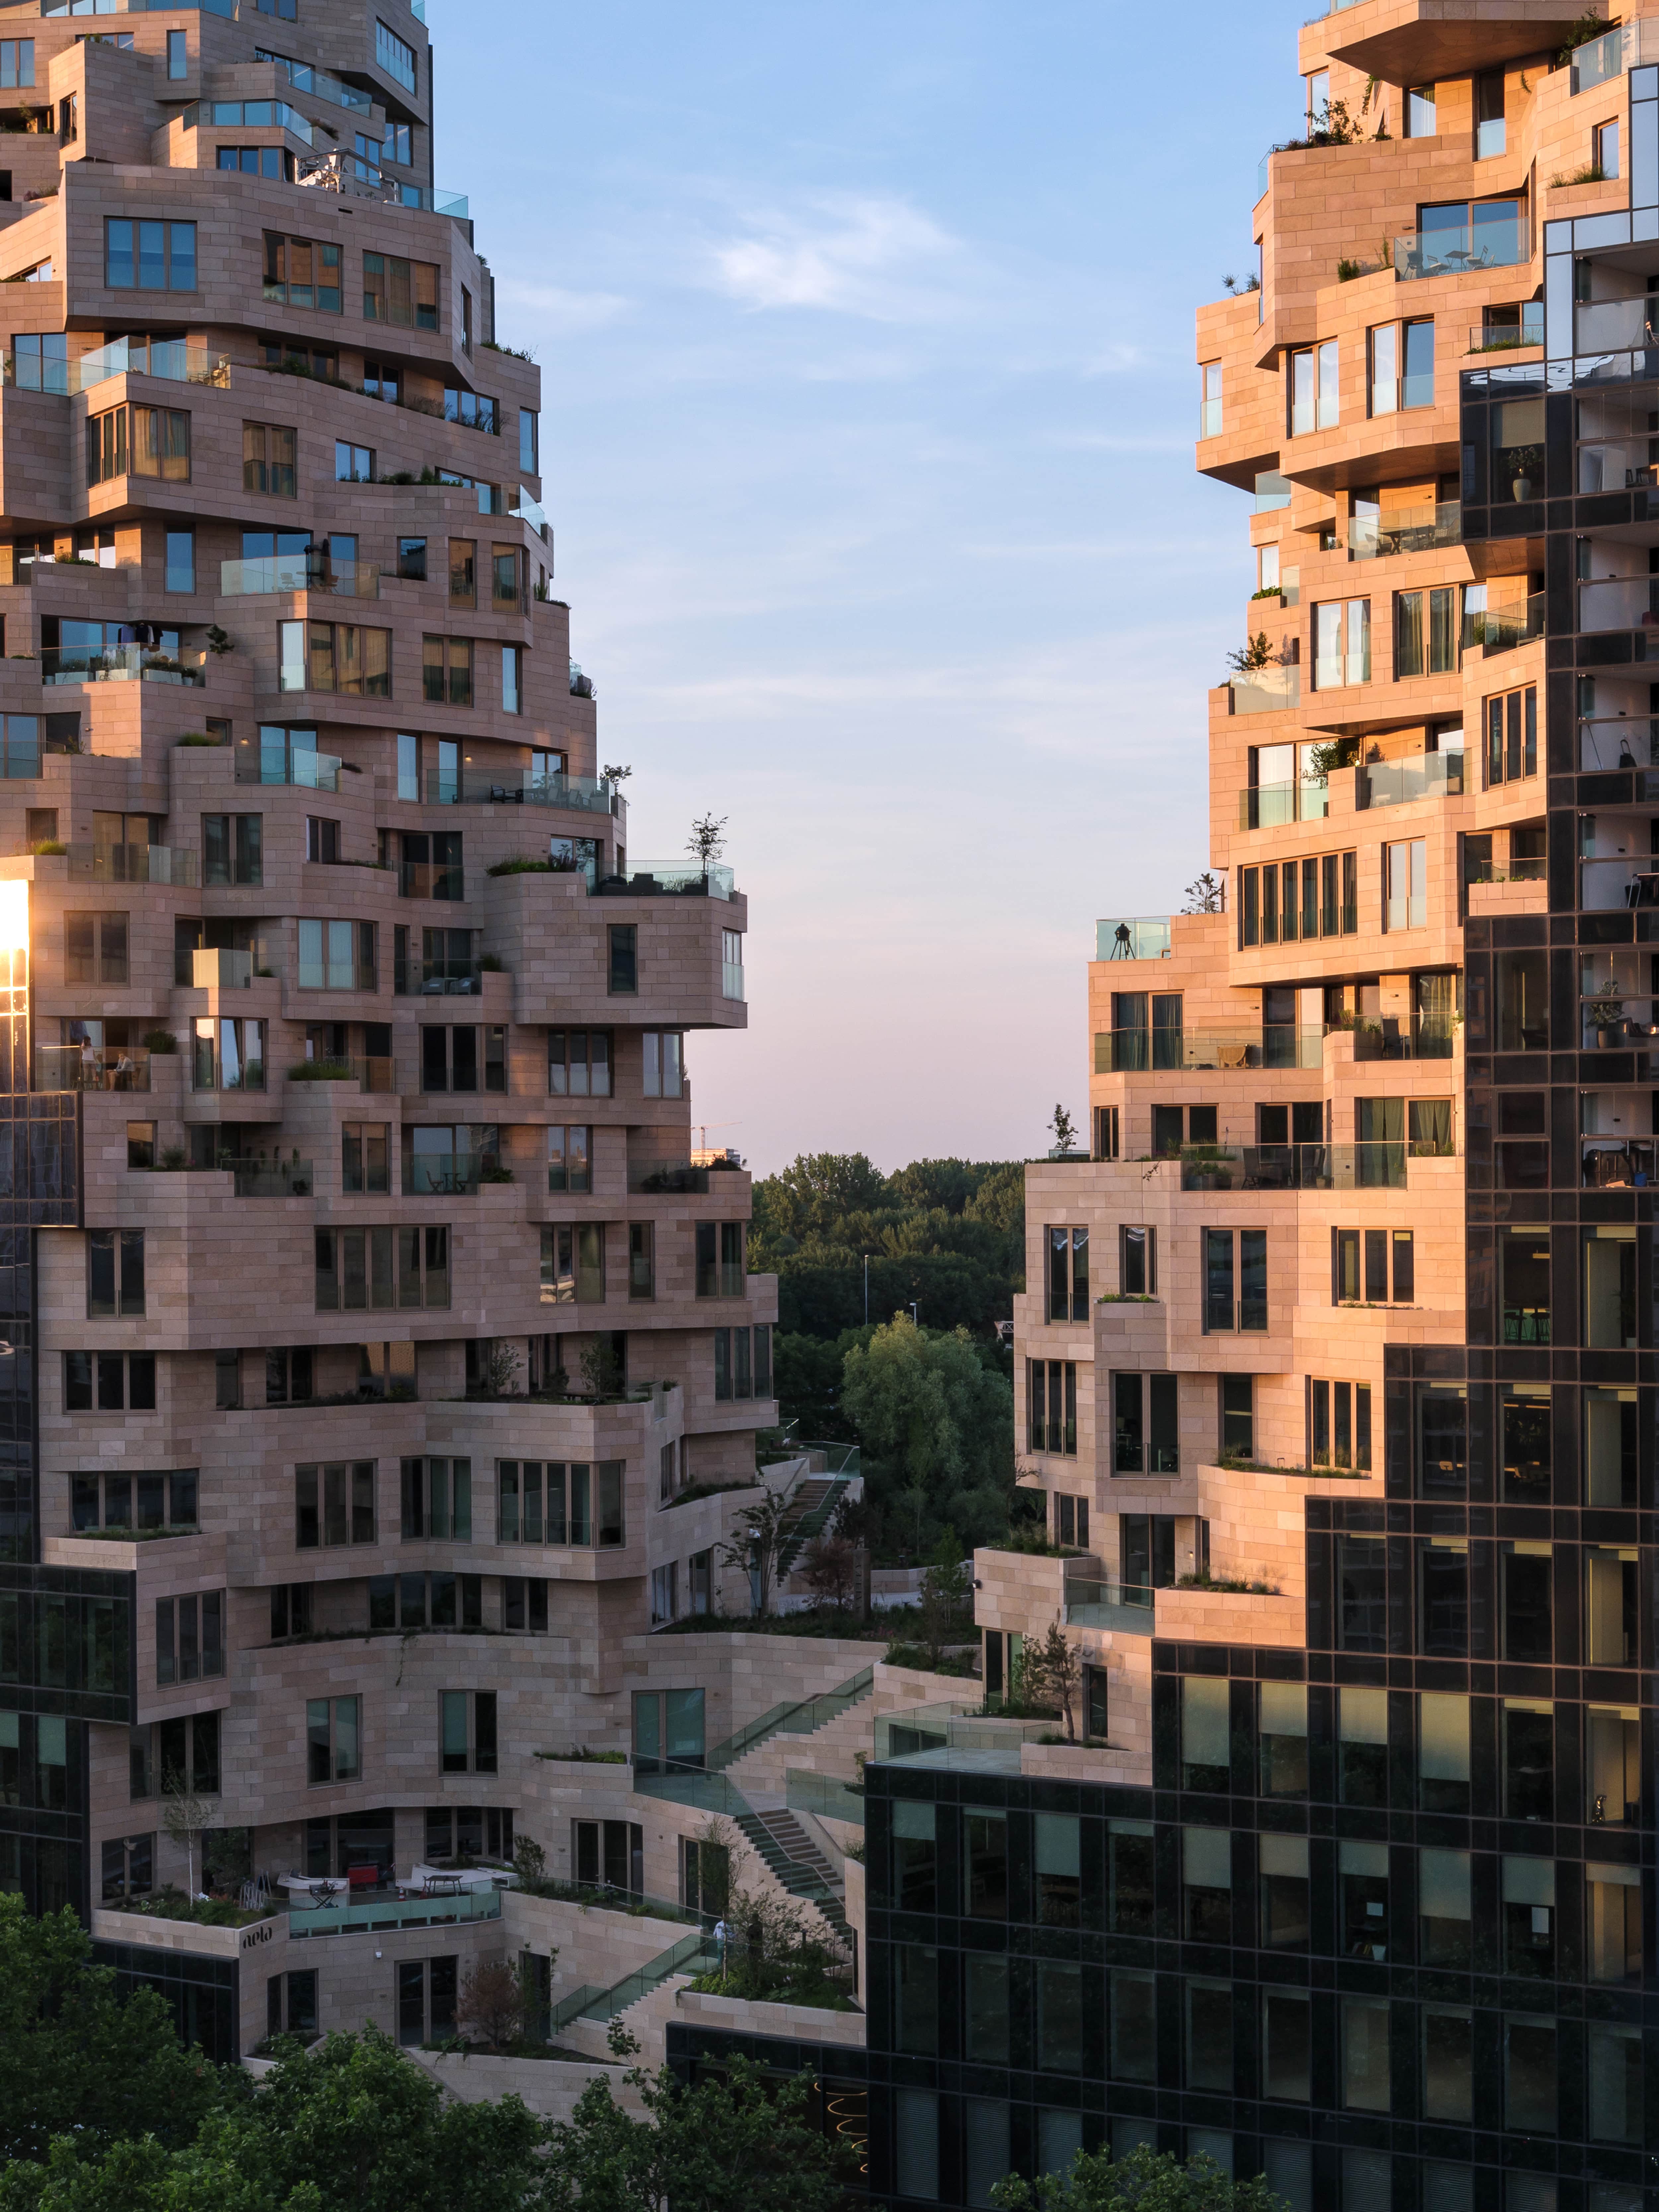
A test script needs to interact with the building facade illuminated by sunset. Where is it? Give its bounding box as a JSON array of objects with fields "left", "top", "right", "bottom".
[
  {"left": 850, "top": 8, "right": 1659, "bottom": 2208},
  {"left": 0, "top": 0, "right": 816, "bottom": 2060}
]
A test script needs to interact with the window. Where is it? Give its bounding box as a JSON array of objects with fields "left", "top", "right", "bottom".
[
  {"left": 575, "top": 1818, "right": 643, "bottom": 1896},
  {"left": 1596, "top": 118, "right": 1621, "bottom": 178},
  {"left": 1585, "top": 1544, "right": 1638, "bottom": 1666},
  {"left": 1475, "top": 67, "right": 1505, "bottom": 157},
  {"left": 278, "top": 620, "right": 391, "bottom": 697},
  {"left": 721, "top": 928, "right": 745, "bottom": 1001},
  {"left": 131, "top": 1712, "right": 218, "bottom": 1800},
  {"left": 609, "top": 925, "right": 638, "bottom": 995},
  {"left": 375, "top": 19, "right": 417, "bottom": 89},
  {"left": 156, "top": 1592, "right": 224, "bottom": 1685},
  {"left": 1417, "top": 1538, "right": 1468, "bottom": 1656},
  {"left": 437, "top": 1689, "right": 497, "bottom": 1776},
  {"left": 496, "top": 1460, "right": 624, "bottom": 1546},
  {"left": 964, "top": 1953, "right": 1009, "bottom": 2064},
  {"left": 1236, "top": 850, "right": 1357, "bottom": 943},
  {"left": 1586, "top": 1703, "right": 1639, "bottom": 1826},
  {"left": 1290, "top": 340, "right": 1338, "bottom": 434},
  {"left": 87, "top": 1229, "right": 144, "bottom": 1319},
  {"left": 1418, "top": 1692, "right": 1470, "bottom": 1815},
  {"left": 165, "top": 528, "right": 195, "bottom": 594},
  {"left": 1111, "top": 1371, "right": 1178, "bottom": 1473},
  {"left": 263, "top": 233, "right": 342, "bottom": 313},
  {"left": 1369, "top": 319, "right": 1434, "bottom": 415},
  {"left": 1495, "top": 948, "right": 1548, "bottom": 1050},
  {"left": 397, "top": 538, "right": 428, "bottom": 584},
  {"left": 1504, "top": 2016, "right": 1556, "bottom": 2133},
  {"left": 72, "top": 1468, "right": 195, "bottom": 1533},
  {"left": 693, "top": 1221, "right": 745, "bottom": 1299},
  {"left": 1503, "top": 1699, "right": 1553, "bottom": 1820},
  {"left": 422, "top": 635, "right": 473, "bottom": 706},
  {"left": 1120, "top": 1224, "right": 1154, "bottom": 1293},
  {"left": 1186, "top": 1976, "right": 1232, "bottom": 2090},
  {"left": 1382, "top": 837, "right": 1426, "bottom": 929},
  {"left": 548, "top": 1030, "right": 612, "bottom": 1098},
  {"left": 306, "top": 1695, "right": 360, "bottom": 1783},
  {"left": 1584, "top": 1225, "right": 1636, "bottom": 1347},
  {"left": 166, "top": 29, "right": 186, "bottom": 77},
  {"left": 1262, "top": 1986, "right": 1310, "bottom": 2100},
  {"left": 1046, "top": 1227, "right": 1088, "bottom": 1319},
  {"left": 894, "top": 1946, "right": 939, "bottom": 2056},
  {"left": 396, "top": 1958, "right": 457, "bottom": 2048},
  {"left": 191, "top": 1017, "right": 265, "bottom": 1093},
  {"left": 401, "top": 1458, "right": 472, "bottom": 1540},
  {"left": 264, "top": 1348, "right": 314, "bottom": 1404},
  {"left": 1484, "top": 683, "right": 1537, "bottom": 785},
  {"left": 266, "top": 1968, "right": 318, "bottom": 2042},
  {"left": 633, "top": 1687, "right": 705, "bottom": 1775},
  {"left": 1203, "top": 1227, "right": 1267, "bottom": 1331},
  {"left": 963, "top": 1806, "right": 1008, "bottom": 1917},
  {"left": 502, "top": 644, "right": 522, "bottom": 715},
  {"left": 243, "top": 421, "right": 297, "bottom": 498},
  {"left": 304, "top": 816, "right": 342, "bottom": 867},
  {"left": 1395, "top": 586, "right": 1457, "bottom": 675},
  {"left": 203, "top": 815, "right": 262, "bottom": 887},
  {"left": 544, "top": 1126, "right": 593, "bottom": 1194},
  {"left": 1314, "top": 598, "right": 1370, "bottom": 688},
  {"left": 87, "top": 405, "right": 190, "bottom": 486},
  {"left": 1502, "top": 1386, "right": 1551, "bottom": 1500},
  {"left": 333, "top": 439, "right": 374, "bottom": 485},
  {"left": 1343, "top": 1996, "right": 1392, "bottom": 2111},
  {"left": 1405, "top": 83, "right": 1436, "bottom": 135},
  {"left": 1182, "top": 1679, "right": 1230, "bottom": 1794},
  {"left": 295, "top": 1462, "right": 376, "bottom": 1548},
  {"left": 64, "top": 1351, "right": 155, "bottom": 1412},
  {"left": 1585, "top": 1860, "right": 1642, "bottom": 1981},
  {"left": 519, "top": 407, "right": 540, "bottom": 473},
  {"left": 1308, "top": 1377, "right": 1372, "bottom": 1469},
  {"left": 1219, "top": 1375, "right": 1253, "bottom": 1459},
  {"left": 363, "top": 250, "right": 437, "bottom": 329},
  {"left": 315, "top": 1226, "right": 449, "bottom": 1311},
  {"left": 640, "top": 1031, "right": 685, "bottom": 1098},
  {"left": 1258, "top": 1682, "right": 1307, "bottom": 1800},
  {"left": 298, "top": 919, "right": 375, "bottom": 991},
  {"left": 1023, "top": 1356, "right": 1076, "bottom": 1456},
  {"left": 105, "top": 219, "right": 195, "bottom": 292},
  {"left": 1200, "top": 361, "right": 1222, "bottom": 437},
  {"left": 712, "top": 1324, "right": 771, "bottom": 1400},
  {"left": 1110, "top": 1967, "right": 1156, "bottom": 2082},
  {"left": 103, "top": 1833, "right": 153, "bottom": 1901},
  {"left": 1501, "top": 1855, "right": 1554, "bottom": 1976},
  {"left": 1499, "top": 1226, "right": 1551, "bottom": 1346},
  {"left": 0, "top": 38, "right": 34, "bottom": 86},
  {"left": 540, "top": 1224, "right": 606, "bottom": 1305}
]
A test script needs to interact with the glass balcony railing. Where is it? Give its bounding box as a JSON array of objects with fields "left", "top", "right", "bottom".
[
  {"left": 233, "top": 1157, "right": 314, "bottom": 1197},
  {"left": 1064, "top": 1577, "right": 1154, "bottom": 1628},
  {"left": 34, "top": 1045, "right": 150, "bottom": 1093},
  {"left": 67, "top": 842, "right": 197, "bottom": 886},
  {"left": 399, "top": 860, "right": 466, "bottom": 902},
  {"left": 1348, "top": 503, "right": 1461, "bottom": 559},
  {"left": 1580, "top": 716, "right": 1659, "bottom": 770},
  {"left": 45, "top": 0, "right": 243, "bottom": 15},
  {"left": 1253, "top": 472, "right": 1291, "bottom": 513},
  {"left": 260, "top": 52, "right": 373, "bottom": 115},
  {"left": 1395, "top": 217, "right": 1528, "bottom": 281},
  {"left": 394, "top": 956, "right": 483, "bottom": 995},
  {"left": 629, "top": 1160, "right": 713, "bottom": 1195},
  {"left": 419, "top": 769, "right": 617, "bottom": 814},
  {"left": 594, "top": 862, "right": 734, "bottom": 899},
  {"left": 220, "top": 556, "right": 380, "bottom": 600},
  {"left": 1574, "top": 299, "right": 1659, "bottom": 356},
  {"left": 181, "top": 97, "right": 315, "bottom": 147},
  {"left": 3, "top": 338, "right": 228, "bottom": 396},
  {"left": 235, "top": 736, "right": 343, "bottom": 790},
  {"left": 43, "top": 646, "right": 203, "bottom": 687},
  {"left": 288, "top": 1886, "right": 503, "bottom": 1938},
  {"left": 1348, "top": 1016, "right": 1457, "bottom": 1061},
  {"left": 1180, "top": 1143, "right": 1416, "bottom": 1191},
  {"left": 1356, "top": 753, "right": 1464, "bottom": 809},
  {"left": 722, "top": 960, "right": 745, "bottom": 1000},
  {"left": 1230, "top": 666, "right": 1299, "bottom": 714},
  {"left": 1237, "top": 777, "right": 1328, "bottom": 830},
  {"left": 1581, "top": 578, "right": 1659, "bottom": 634},
  {"left": 1466, "top": 593, "right": 1545, "bottom": 655},
  {"left": 1467, "top": 310, "right": 1544, "bottom": 353},
  {"left": 402, "top": 1151, "right": 490, "bottom": 1195},
  {"left": 1569, "top": 21, "right": 1659, "bottom": 94},
  {"left": 1096, "top": 916, "right": 1172, "bottom": 961},
  {"left": 1095, "top": 1028, "right": 1324, "bottom": 1074}
]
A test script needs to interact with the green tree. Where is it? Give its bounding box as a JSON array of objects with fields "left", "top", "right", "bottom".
[
  {"left": 991, "top": 2143, "right": 1289, "bottom": 2212},
  {"left": 0, "top": 1897, "right": 228, "bottom": 2165},
  {"left": 541, "top": 2049, "right": 855, "bottom": 2212},
  {"left": 918, "top": 1527, "right": 970, "bottom": 1667},
  {"left": 751, "top": 1153, "right": 888, "bottom": 1246},
  {"left": 840, "top": 1314, "right": 1014, "bottom": 1553}
]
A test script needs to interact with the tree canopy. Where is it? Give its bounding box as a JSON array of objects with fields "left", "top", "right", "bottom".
[
  {"left": 991, "top": 2143, "right": 1289, "bottom": 2212},
  {"left": 840, "top": 1312, "right": 1015, "bottom": 1553}
]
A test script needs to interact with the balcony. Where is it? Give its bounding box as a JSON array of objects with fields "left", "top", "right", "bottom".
[
  {"left": 1229, "top": 667, "right": 1299, "bottom": 715},
  {"left": 399, "top": 860, "right": 466, "bottom": 902},
  {"left": 1580, "top": 578, "right": 1659, "bottom": 636},
  {"left": 1096, "top": 916, "right": 1172, "bottom": 962},
  {"left": 1179, "top": 1143, "right": 1421, "bottom": 1191},
  {"left": 1237, "top": 777, "right": 1328, "bottom": 830},
  {"left": 1583, "top": 858, "right": 1659, "bottom": 911},
  {"left": 1467, "top": 593, "right": 1544, "bottom": 656},
  {"left": 1467, "top": 311, "right": 1544, "bottom": 355},
  {"left": 288, "top": 1056, "right": 395, "bottom": 1092},
  {"left": 219, "top": 556, "right": 380, "bottom": 601},
  {"left": 419, "top": 769, "right": 618, "bottom": 815},
  {"left": 233, "top": 1157, "right": 314, "bottom": 1198},
  {"left": 1348, "top": 503, "right": 1462, "bottom": 560},
  {"left": 1095, "top": 1027, "right": 1323, "bottom": 1074},
  {"left": 401, "top": 1151, "right": 499, "bottom": 1196},
  {"left": 1062, "top": 1575, "right": 1153, "bottom": 1631},
  {"left": 1571, "top": 20, "right": 1659, "bottom": 93},
  {"left": 593, "top": 862, "right": 734, "bottom": 900},
  {"left": 259, "top": 50, "right": 373, "bottom": 114},
  {"left": 393, "top": 956, "right": 484, "bottom": 995},
  {"left": 1348, "top": 1015, "right": 1457, "bottom": 1061},
  {"left": 1581, "top": 718, "right": 1659, "bottom": 771},
  {"left": 1394, "top": 215, "right": 1528, "bottom": 282},
  {"left": 34, "top": 1044, "right": 150, "bottom": 1093},
  {"left": 191, "top": 949, "right": 257, "bottom": 989},
  {"left": 67, "top": 843, "right": 197, "bottom": 887},
  {"left": 628, "top": 1159, "right": 747, "bottom": 1195},
  {"left": 42, "top": 646, "right": 203, "bottom": 688},
  {"left": 3, "top": 337, "right": 228, "bottom": 397},
  {"left": 1584, "top": 1142, "right": 1656, "bottom": 1189},
  {"left": 233, "top": 735, "right": 344, "bottom": 790},
  {"left": 1356, "top": 753, "right": 1464, "bottom": 810},
  {"left": 288, "top": 1885, "right": 503, "bottom": 1939},
  {"left": 1577, "top": 438, "right": 1659, "bottom": 494},
  {"left": 181, "top": 95, "right": 316, "bottom": 147}
]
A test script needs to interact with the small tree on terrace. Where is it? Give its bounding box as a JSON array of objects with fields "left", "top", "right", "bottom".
[
  {"left": 159, "top": 1769, "right": 213, "bottom": 1898},
  {"left": 1026, "top": 1615, "right": 1081, "bottom": 1742},
  {"left": 456, "top": 1959, "right": 525, "bottom": 2052},
  {"left": 687, "top": 813, "right": 728, "bottom": 879},
  {"left": 798, "top": 1530, "right": 858, "bottom": 1612},
  {"left": 1048, "top": 1104, "right": 1078, "bottom": 1154},
  {"left": 918, "top": 1526, "right": 970, "bottom": 1669},
  {"left": 717, "top": 1478, "right": 799, "bottom": 1616}
]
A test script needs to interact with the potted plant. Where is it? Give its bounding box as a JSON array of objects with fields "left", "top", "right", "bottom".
[
  {"left": 1588, "top": 979, "right": 1626, "bottom": 1045},
  {"left": 1182, "top": 1142, "right": 1233, "bottom": 1190}
]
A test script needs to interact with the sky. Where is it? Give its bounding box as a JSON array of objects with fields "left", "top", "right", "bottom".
[{"left": 433, "top": 2, "right": 1300, "bottom": 1177}]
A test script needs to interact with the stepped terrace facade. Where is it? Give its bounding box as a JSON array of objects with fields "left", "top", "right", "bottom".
[{"left": 831, "top": 6, "right": 1659, "bottom": 2209}]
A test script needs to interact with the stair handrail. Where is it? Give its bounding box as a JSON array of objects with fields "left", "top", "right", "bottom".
[
  {"left": 552, "top": 1929, "right": 715, "bottom": 2029},
  {"left": 707, "top": 1664, "right": 875, "bottom": 1772}
]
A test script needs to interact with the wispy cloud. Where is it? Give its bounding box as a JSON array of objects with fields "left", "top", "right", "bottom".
[{"left": 708, "top": 193, "right": 963, "bottom": 320}]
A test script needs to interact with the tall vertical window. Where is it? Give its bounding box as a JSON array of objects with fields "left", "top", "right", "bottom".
[
  {"left": 1200, "top": 362, "right": 1222, "bottom": 437},
  {"left": 306, "top": 1695, "right": 360, "bottom": 1783},
  {"left": 1395, "top": 588, "right": 1457, "bottom": 676},
  {"left": 1314, "top": 598, "right": 1370, "bottom": 687},
  {"left": 165, "top": 529, "right": 194, "bottom": 594},
  {"left": 1028, "top": 1360, "right": 1077, "bottom": 1456},
  {"left": 1203, "top": 1228, "right": 1267, "bottom": 1331},
  {"left": 166, "top": 29, "right": 186, "bottom": 78},
  {"left": 1405, "top": 84, "right": 1437, "bottom": 136},
  {"left": 1484, "top": 683, "right": 1537, "bottom": 785},
  {"left": 1046, "top": 1227, "right": 1088, "bottom": 1320},
  {"left": 1475, "top": 69, "right": 1505, "bottom": 158},
  {"left": 1290, "top": 340, "right": 1338, "bottom": 434},
  {"left": 0, "top": 39, "right": 35, "bottom": 87},
  {"left": 1597, "top": 118, "right": 1621, "bottom": 178},
  {"left": 375, "top": 20, "right": 417, "bottom": 90},
  {"left": 1384, "top": 838, "right": 1426, "bottom": 929},
  {"left": 520, "top": 409, "right": 540, "bottom": 473},
  {"left": 88, "top": 1230, "right": 144, "bottom": 1318},
  {"left": 502, "top": 645, "right": 522, "bottom": 715}
]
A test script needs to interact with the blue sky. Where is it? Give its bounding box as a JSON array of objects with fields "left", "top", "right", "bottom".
[{"left": 435, "top": 3, "right": 1299, "bottom": 1176}]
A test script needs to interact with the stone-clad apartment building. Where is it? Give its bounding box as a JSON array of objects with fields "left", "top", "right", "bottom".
[
  {"left": 0, "top": 0, "right": 856, "bottom": 2063},
  {"left": 818, "top": 4, "right": 1659, "bottom": 2209}
]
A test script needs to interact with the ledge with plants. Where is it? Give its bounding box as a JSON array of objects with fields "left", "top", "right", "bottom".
[{"left": 105, "top": 1886, "right": 278, "bottom": 1930}]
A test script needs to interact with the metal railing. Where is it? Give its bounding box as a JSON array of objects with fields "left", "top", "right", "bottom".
[
  {"left": 1179, "top": 1143, "right": 1425, "bottom": 1191},
  {"left": 67, "top": 842, "right": 197, "bottom": 886},
  {"left": 1356, "top": 753, "right": 1464, "bottom": 809},
  {"left": 1096, "top": 916, "right": 1172, "bottom": 961},
  {"left": 1467, "top": 316, "right": 1544, "bottom": 353},
  {"left": 418, "top": 769, "right": 617, "bottom": 814},
  {"left": 34, "top": 1045, "right": 150, "bottom": 1093},
  {"left": 707, "top": 1669, "right": 875, "bottom": 1774}
]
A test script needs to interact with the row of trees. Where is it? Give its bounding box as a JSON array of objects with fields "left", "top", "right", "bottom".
[{"left": 0, "top": 1896, "right": 1287, "bottom": 2211}]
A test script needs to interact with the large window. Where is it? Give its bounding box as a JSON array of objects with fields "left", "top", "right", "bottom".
[
  {"left": 375, "top": 19, "right": 417, "bottom": 90},
  {"left": 1333, "top": 1227, "right": 1414, "bottom": 1305},
  {"left": 105, "top": 219, "right": 195, "bottom": 291},
  {"left": 64, "top": 1352, "right": 154, "bottom": 1411},
  {"left": 88, "top": 405, "right": 190, "bottom": 486},
  {"left": 643, "top": 1032, "right": 684, "bottom": 1097},
  {"left": 549, "top": 1029, "right": 611, "bottom": 1097},
  {"left": 439, "top": 1691, "right": 496, "bottom": 1775},
  {"left": 364, "top": 250, "right": 437, "bottom": 329},
  {"left": 65, "top": 910, "right": 128, "bottom": 984},
  {"left": 1237, "top": 851, "right": 1357, "bottom": 944},
  {"left": 714, "top": 1325, "right": 772, "bottom": 1401},
  {"left": 279, "top": 621, "right": 391, "bottom": 697},
  {"left": 540, "top": 1223, "right": 606, "bottom": 1305},
  {"left": 422, "top": 635, "right": 473, "bottom": 706},
  {"left": 1395, "top": 587, "right": 1457, "bottom": 675},
  {"left": 1485, "top": 683, "right": 1537, "bottom": 785},
  {"left": 191, "top": 1017, "right": 264, "bottom": 1093},
  {"left": 1028, "top": 1359, "right": 1076, "bottom": 1455},
  {"left": 298, "top": 919, "right": 375, "bottom": 991},
  {"left": 1046, "top": 1226, "right": 1088, "bottom": 1320},
  {"left": 1584, "top": 1225, "right": 1636, "bottom": 1348},
  {"left": 243, "top": 421, "right": 297, "bottom": 497},
  {"left": 72, "top": 1468, "right": 195, "bottom": 1533},
  {"left": 497, "top": 1459, "right": 623, "bottom": 1546},
  {"left": 1368, "top": 318, "right": 1434, "bottom": 414},
  {"left": 1309, "top": 1378, "right": 1371, "bottom": 1468},
  {"left": 87, "top": 1229, "right": 144, "bottom": 1319},
  {"left": 1289, "top": 340, "right": 1338, "bottom": 434},
  {"left": 306, "top": 1695, "right": 360, "bottom": 1784},
  {"left": 296, "top": 1461, "right": 376, "bottom": 1548},
  {"left": 1112, "top": 1371, "right": 1178, "bottom": 1473},
  {"left": 695, "top": 1221, "right": 745, "bottom": 1297},
  {"left": 203, "top": 814, "right": 262, "bottom": 887},
  {"left": 314, "top": 1225, "right": 450, "bottom": 1310},
  {"left": 156, "top": 1592, "right": 223, "bottom": 1684},
  {"left": 1383, "top": 837, "right": 1426, "bottom": 929},
  {"left": 1202, "top": 1227, "right": 1267, "bottom": 1331},
  {"left": 401, "top": 1457, "right": 471, "bottom": 1539},
  {"left": 263, "top": 233, "right": 342, "bottom": 313},
  {"left": 1313, "top": 597, "right": 1369, "bottom": 688}
]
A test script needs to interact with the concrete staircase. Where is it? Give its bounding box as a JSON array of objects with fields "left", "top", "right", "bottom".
[
  {"left": 733, "top": 1805, "right": 851, "bottom": 1942},
  {"left": 773, "top": 1474, "right": 854, "bottom": 1577}
]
